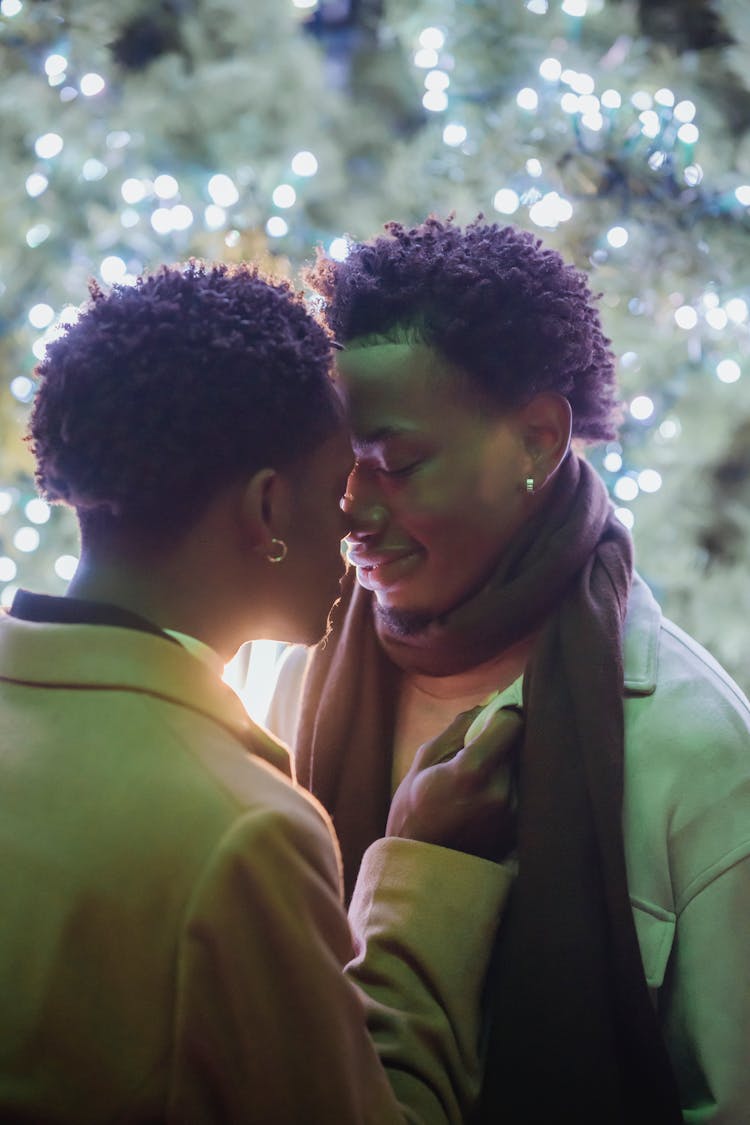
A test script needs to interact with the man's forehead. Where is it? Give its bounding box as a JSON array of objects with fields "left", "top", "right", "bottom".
[{"left": 336, "top": 340, "right": 437, "bottom": 379}]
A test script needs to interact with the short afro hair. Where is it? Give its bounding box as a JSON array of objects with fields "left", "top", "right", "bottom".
[
  {"left": 28, "top": 261, "right": 342, "bottom": 543},
  {"left": 305, "top": 215, "right": 619, "bottom": 441}
]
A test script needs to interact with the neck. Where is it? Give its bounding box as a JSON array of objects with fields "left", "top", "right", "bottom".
[
  {"left": 67, "top": 548, "right": 245, "bottom": 662},
  {"left": 407, "top": 629, "right": 537, "bottom": 698}
]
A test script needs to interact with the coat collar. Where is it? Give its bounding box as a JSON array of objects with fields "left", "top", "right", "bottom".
[
  {"left": 0, "top": 610, "right": 293, "bottom": 780},
  {"left": 623, "top": 573, "right": 661, "bottom": 696}
]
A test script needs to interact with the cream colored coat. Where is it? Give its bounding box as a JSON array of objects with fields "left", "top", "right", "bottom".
[
  {"left": 266, "top": 576, "right": 750, "bottom": 1122},
  {"left": 0, "top": 612, "right": 513, "bottom": 1123}
]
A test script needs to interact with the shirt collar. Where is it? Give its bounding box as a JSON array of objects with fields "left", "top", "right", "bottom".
[{"left": 622, "top": 573, "right": 660, "bottom": 696}]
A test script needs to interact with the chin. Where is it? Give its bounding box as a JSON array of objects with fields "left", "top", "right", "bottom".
[{"left": 373, "top": 602, "right": 435, "bottom": 637}]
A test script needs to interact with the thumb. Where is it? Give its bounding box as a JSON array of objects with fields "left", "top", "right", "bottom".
[
  {"left": 413, "top": 704, "right": 485, "bottom": 769},
  {"left": 455, "top": 706, "right": 524, "bottom": 772}
]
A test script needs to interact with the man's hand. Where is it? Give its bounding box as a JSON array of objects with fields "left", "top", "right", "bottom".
[{"left": 387, "top": 705, "right": 523, "bottom": 863}]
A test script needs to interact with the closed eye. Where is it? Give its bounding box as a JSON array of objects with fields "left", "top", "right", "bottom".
[{"left": 378, "top": 460, "right": 423, "bottom": 479}]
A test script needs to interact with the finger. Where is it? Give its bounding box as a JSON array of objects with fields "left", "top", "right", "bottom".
[{"left": 413, "top": 705, "right": 485, "bottom": 768}]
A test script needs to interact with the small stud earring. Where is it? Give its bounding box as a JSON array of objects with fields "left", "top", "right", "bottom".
[
  {"left": 525, "top": 477, "right": 535, "bottom": 494},
  {"left": 266, "top": 538, "right": 288, "bottom": 564}
]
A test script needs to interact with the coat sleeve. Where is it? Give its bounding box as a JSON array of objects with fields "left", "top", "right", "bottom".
[
  {"left": 166, "top": 799, "right": 513, "bottom": 1124},
  {"left": 664, "top": 855, "right": 750, "bottom": 1123},
  {"left": 348, "top": 838, "right": 515, "bottom": 1123}
]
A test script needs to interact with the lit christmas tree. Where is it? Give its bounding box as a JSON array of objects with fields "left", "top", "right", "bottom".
[{"left": 1, "top": 0, "right": 748, "bottom": 690}]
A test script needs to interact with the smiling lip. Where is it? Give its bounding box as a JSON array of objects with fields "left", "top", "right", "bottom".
[
  {"left": 346, "top": 547, "right": 422, "bottom": 588},
  {"left": 346, "top": 547, "right": 419, "bottom": 571}
]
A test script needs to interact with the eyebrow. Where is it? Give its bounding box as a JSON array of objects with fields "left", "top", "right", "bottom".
[{"left": 352, "top": 425, "right": 414, "bottom": 450}]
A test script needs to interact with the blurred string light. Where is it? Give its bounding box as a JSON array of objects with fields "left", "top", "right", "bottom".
[
  {"left": 716, "top": 359, "right": 741, "bottom": 384},
  {"left": 82, "top": 159, "right": 107, "bottom": 181},
  {"left": 420, "top": 27, "right": 445, "bottom": 50},
  {"left": 539, "top": 57, "right": 562, "bottom": 81},
  {"left": 423, "top": 89, "right": 448, "bottom": 112},
  {"left": 121, "top": 178, "right": 147, "bottom": 204},
  {"left": 562, "top": 0, "right": 588, "bottom": 15},
  {"left": 10, "top": 376, "right": 34, "bottom": 402},
  {"left": 674, "top": 305, "right": 698, "bottom": 330},
  {"left": 425, "top": 69, "right": 450, "bottom": 92},
  {"left": 563, "top": 70, "right": 595, "bottom": 95},
  {"left": 208, "top": 173, "right": 239, "bottom": 207},
  {"left": 414, "top": 26, "right": 450, "bottom": 112},
  {"left": 678, "top": 123, "right": 699, "bottom": 145},
  {"left": 328, "top": 237, "right": 349, "bottom": 261},
  {"left": 107, "top": 131, "right": 131, "bottom": 150},
  {"left": 14, "top": 527, "right": 40, "bottom": 553},
  {"left": 80, "top": 73, "right": 105, "bottom": 97},
  {"left": 705, "top": 307, "right": 728, "bottom": 330},
  {"left": 100, "top": 256, "right": 127, "bottom": 284},
  {"left": 725, "top": 298, "right": 748, "bottom": 323},
  {"left": 414, "top": 46, "right": 439, "bottom": 68},
  {"left": 654, "top": 88, "right": 675, "bottom": 107},
  {"left": 35, "top": 133, "right": 63, "bottom": 159},
  {"left": 25, "top": 173, "right": 48, "bottom": 197},
  {"left": 272, "top": 183, "right": 296, "bottom": 208},
  {"left": 170, "top": 204, "right": 193, "bottom": 230},
  {"left": 28, "top": 303, "right": 54, "bottom": 329},
  {"left": 659, "top": 419, "right": 680, "bottom": 440},
  {"left": 614, "top": 475, "right": 639, "bottom": 501},
  {"left": 154, "top": 174, "right": 179, "bottom": 199},
  {"left": 674, "top": 99, "right": 696, "bottom": 122},
  {"left": 266, "top": 216, "right": 288, "bottom": 238},
  {"left": 529, "top": 191, "right": 573, "bottom": 229},
  {"left": 638, "top": 469, "right": 662, "bottom": 493},
  {"left": 204, "top": 204, "right": 226, "bottom": 230},
  {"left": 493, "top": 188, "right": 520, "bottom": 215},
  {"left": 630, "top": 395, "right": 655, "bottom": 421},
  {"left": 601, "top": 89, "right": 621, "bottom": 109},
  {"left": 54, "top": 555, "right": 79, "bottom": 581},
  {"left": 1, "top": 0, "right": 23, "bottom": 16},
  {"left": 606, "top": 225, "right": 628, "bottom": 248},
  {"left": 615, "top": 508, "right": 635, "bottom": 530},
  {"left": 291, "top": 150, "right": 318, "bottom": 176},
  {"left": 150, "top": 208, "right": 173, "bottom": 234},
  {"left": 443, "top": 123, "right": 467, "bottom": 146},
  {"left": 516, "top": 87, "right": 538, "bottom": 111},
  {"left": 44, "top": 54, "right": 67, "bottom": 79},
  {"left": 25, "top": 499, "right": 50, "bottom": 524}
]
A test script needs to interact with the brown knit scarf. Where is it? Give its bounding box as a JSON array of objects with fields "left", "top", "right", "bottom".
[{"left": 296, "top": 453, "right": 683, "bottom": 1122}]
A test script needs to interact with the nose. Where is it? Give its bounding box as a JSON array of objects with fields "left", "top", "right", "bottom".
[{"left": 341, "top": 464, "right": 389, "bottom": 538}]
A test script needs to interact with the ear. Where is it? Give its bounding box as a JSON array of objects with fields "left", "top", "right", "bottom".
[
  {"left": 518, "top": 392, "right": 572, "bottom": 488},
  {"left": 239, "top": 468, "right": 292, "bottom": 553}
]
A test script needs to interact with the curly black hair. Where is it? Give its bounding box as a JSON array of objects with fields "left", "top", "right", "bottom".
[
  {"left": 305, "top": 215, "right": 620, "bottom": 441},
  {"left": 28, "top": 261, "right": 341, "bottom": 542}
]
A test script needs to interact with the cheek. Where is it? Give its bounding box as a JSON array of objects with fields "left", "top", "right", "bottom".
[{"left": 393, "top": 467, "right": 521, "bottom": 550}]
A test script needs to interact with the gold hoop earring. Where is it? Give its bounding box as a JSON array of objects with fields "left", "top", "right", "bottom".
[
  {"left": 266, "top": 538, "right": 288, "bottom": 564},
  {"left": 525, "top": 477, "right": 535, "bottom": 494}
]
